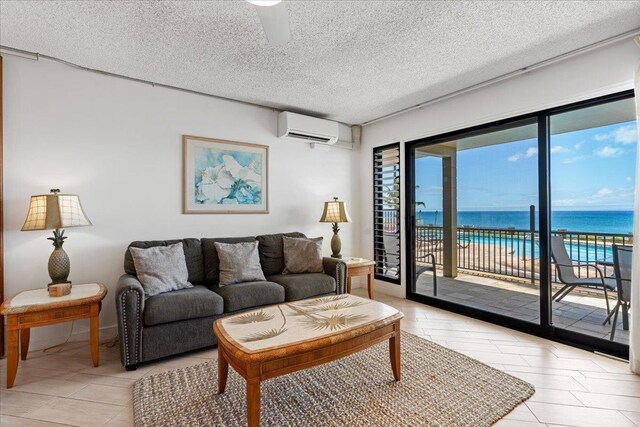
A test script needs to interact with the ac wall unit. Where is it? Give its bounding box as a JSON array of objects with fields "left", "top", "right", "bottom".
[{"left": 277, "top": 111, "right": 339, "bottom": 145}]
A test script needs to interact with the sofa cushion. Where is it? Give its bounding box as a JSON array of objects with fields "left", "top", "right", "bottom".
[
  {"left": 129, "top": 242, "right": 193, "bottom": 297},
  {"left": 211, "top": 281, "right": 285, "bottom": 313},
  {"left": 202, "top": 237, "right": 256, "bottom": 286},
  {"left": 256, "top": 232, "right": 306, "bottom": 277},
  {"left": 215, "top": 241, "right": 266, "bottom": 286},
  {"left": 282, "top": 236, "right": 324, "bottom": 274},
  {"left": 144, "top": 284, "right": 224, "bottom": 326},
  {"left": 124, "top": 238, "right": 204, "bottom": 284},
  {"left": 268, "top": 273, "right": 336, "bottom": 302}
]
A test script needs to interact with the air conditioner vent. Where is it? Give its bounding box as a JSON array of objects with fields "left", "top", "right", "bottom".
[
  {"left": 278, "top": 112, "right": 339, "bottom": 145},
  {"left": 285, "top": 132, "right": 333, "bottom": 143}
]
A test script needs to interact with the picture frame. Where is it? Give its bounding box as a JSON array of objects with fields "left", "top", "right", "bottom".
[{"left": 183, "top": 135, "right": 269, "bottom": 214}]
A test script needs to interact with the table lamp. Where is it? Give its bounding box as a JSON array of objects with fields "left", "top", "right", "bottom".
[
  {"left": 21, "top": 189, "right": 92, "bottom": 287},
  {"left": 319, "top": 196, "right": 351, "bottom": 259}
]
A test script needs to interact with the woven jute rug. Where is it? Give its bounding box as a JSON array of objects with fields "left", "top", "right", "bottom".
[{"left": 133, "top": 332, "right": 534, "bottom": 427}]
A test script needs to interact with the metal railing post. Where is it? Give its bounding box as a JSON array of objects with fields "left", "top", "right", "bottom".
[{"left": 530, "top": 205, "right": 535, "bottom": 285}]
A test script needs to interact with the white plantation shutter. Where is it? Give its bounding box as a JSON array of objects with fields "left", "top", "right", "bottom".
[{"left": 373, "top": 143, "right": 401, "bottom": 283}]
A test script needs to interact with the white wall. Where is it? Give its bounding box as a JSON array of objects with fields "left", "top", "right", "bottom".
[
  {"left": 358, "top": 38, "right": 639, "bottom": 298},
  {"left": 3, "top": 56, "right": 359, "bottom": 349}
]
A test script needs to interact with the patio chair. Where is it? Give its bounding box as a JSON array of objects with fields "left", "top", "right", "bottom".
[
  {"left": 382, "top": 233, "right": 401, "bottom": 278},
  {"left": 604, "top": 244, "right": 632, "bottom": 341},
  {"left": 416, "top": 252, "right": 438, "bottom": 296},
  {"left": 384, "top": 233, "right": 438, "bottom": 295},
  {"left": 413, "top": 234, "right": 439, "bottom": 295},
  {"left": 456, "top": 232, "right": 471, "bottom": 249},
  {"left": 412, "top": 232, "right": 471, "bottom": 297},
  {"left": 550, "top": 235, "right": 614, "bottom": 320}
]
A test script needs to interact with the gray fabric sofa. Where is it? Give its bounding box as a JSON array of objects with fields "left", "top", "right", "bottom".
[{"left": 115, "top": 232, "right": 347, "bottom": 370}]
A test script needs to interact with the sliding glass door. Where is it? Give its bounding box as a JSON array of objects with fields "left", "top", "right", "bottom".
[
  {"left": 410, "top": 118, "right": 541, "bottom": 324},
  {"left": 549, "top": 96, "right": 637, "bottom": 346},
  {"left": 405, "top": 91, "right": 635, "bottom": 358}
]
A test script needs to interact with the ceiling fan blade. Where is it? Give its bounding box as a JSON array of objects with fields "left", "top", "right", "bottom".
[{"left": 254, "top": 2, "right": 291, "bottom": 46}]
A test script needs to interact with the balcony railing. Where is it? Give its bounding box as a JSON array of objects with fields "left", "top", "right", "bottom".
[{"left": 414, "top": 225, "right": 633, "bottom": 283}]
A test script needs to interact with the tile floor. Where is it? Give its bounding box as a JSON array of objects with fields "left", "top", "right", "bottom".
[{"left": 1, "top": 288, "right": 638, "bottom": 426}]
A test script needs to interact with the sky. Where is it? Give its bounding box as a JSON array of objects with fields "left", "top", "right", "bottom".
[{"left": 415, "top": 119, "right": 637, "bottom": 212}]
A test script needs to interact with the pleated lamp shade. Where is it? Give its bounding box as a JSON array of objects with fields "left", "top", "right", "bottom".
[
  {"left": 319, "top": 197, "right": 352, "bottom": 223},
  {"left": 21, "top": 193, "right": 92, "bottom": 231}
]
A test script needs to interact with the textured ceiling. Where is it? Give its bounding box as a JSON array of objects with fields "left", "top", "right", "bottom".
[{"left": 1, "top": 1, "right": 640, "bottom": 124}]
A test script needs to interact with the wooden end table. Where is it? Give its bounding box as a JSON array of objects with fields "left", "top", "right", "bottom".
[
  {"left": 343, "top": 257, "right": 376, "bottom": 299},
  {"left": 0, "top": 283, "right": 107, "bottom": 388},
  {"left": 214, "top": 294, "right": 403, "bottom": 427}
]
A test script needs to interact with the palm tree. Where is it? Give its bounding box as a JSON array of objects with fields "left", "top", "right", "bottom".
[{"left": 415, "top": 185, "right": 426, "bottom": 216}]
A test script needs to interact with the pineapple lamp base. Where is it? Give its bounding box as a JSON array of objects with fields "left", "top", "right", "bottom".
[{"left": 47, "top": 229, "right": 72, "bottom": 289}]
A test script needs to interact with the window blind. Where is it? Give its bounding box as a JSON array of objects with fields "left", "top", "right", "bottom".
[{"left": 373, "top": 143, "right": 401, "bottom": 283}]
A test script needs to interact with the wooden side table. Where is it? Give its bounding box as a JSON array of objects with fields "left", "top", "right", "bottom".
[
  {"left": 0, "top": 283, "right": 107, "bottom": 388},
  {"left": 343, "top": 257, "right": 376, "bottom": 299}
]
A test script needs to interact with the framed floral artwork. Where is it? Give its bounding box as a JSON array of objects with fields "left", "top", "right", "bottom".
[{"left": 183, "top": 135, "right": 268, "bottom": 214}]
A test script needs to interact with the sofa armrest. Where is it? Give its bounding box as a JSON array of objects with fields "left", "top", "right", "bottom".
[
  {"left": 115, "top": 274, "right": 145, "bottom": 369},
  {"left": 323, "top": 257, "right": 348, "bottom": 294}
]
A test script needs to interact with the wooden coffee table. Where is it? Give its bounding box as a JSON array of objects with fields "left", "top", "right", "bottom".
[
  {"left": 213, "top": 294, "right": 403, "bottom": 426},
  {"left": 0, "top": 283, "right": 107, "bottom": 388}
]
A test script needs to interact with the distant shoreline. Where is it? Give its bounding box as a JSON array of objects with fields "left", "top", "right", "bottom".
[{"left": 415, "top": 210, "right": 634, "bottom": 235}]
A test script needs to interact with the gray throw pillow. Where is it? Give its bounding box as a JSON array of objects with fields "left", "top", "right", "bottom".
[
  {"left": 282, "top": 236, "right": 324, "bottom": 274},
  {"left": 214, "top": 241, "right": 266, "bottom": 286},
  {"left": 129, "top": 242, "right": 193, "bottom": 297}
]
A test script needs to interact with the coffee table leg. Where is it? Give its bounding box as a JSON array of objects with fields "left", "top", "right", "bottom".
[
  {"left": 389, "top": 323, "right": 400, "bottom": 381},
  {"left": 6, "top": 324, "right": 19, "bottom": 389},
  {"left": 20, "top": 328, "right": 30, "bottom": 361},
  {"left": 368, "top": 269, "right": 374, "bottom": 300},
  {"left": 218, "top": 348, "right": 229, "bottom": 394},
  {"left": 247, "top": 379, "right": 261, "bottom": 427}
]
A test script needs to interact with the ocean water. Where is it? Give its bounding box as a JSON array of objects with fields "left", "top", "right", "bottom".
[{"left": 416, "top": 210, "right": 634, "bottom": 235}]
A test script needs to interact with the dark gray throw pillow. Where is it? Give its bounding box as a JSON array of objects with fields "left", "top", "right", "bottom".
[
  {"left": 214, "top": 241, "right": 266, "bottom": 286},
  {"left": 129, "top": 242, "right": 193, "bottom": 297},
  {"left": 282, "top": 236, "right": 324, "bottom": 274}
]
